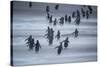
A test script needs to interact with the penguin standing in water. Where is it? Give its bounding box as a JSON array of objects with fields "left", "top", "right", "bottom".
[
  {"left": 74, "top": 10, "right": 81, "bottom": 25},
  {"left": 59, "top": 17, "right": 64, "bottom": 25},
  {"left": 62, "top": 37, "right": 69, "bottom": 48},
  {"left": 88, "top": 6, "right": 93, "bottom": 14},
  {"left": 74, "top": 28, "right": 79, "bottom": 38},
  {"left": 35, "top": 40, "right": 41, "bottom": 53},
  {"left": 49, "top": 28, "right": 54, "bottom": 45},
  {"left": 53, "top": 18, "right": 57, "bottom": 26},
  {"left": 25, "top": 35, "right": 32, "bottom": 50},
  {"left": 29, "top": 38, "right": 35, "bottom": 50},
  {"left": 55, "top": 30, "right": 60, "bottom": 40},
  {"left": 29, "top": 2, "right": 32, "bottom": 8},
  {"left": 46, "top": 5, "right": 50, "bottom": 13},
  {"left": 55, "top": 42, "right": 63, "bottom": 55},
  {"left": 81, "top": 8, "right": 85, "bottom": 18},
  {"left": 49, "top": 15, "right": 53, "bottom": 23},
  {"left": 72, "top": 11, "right": 76, "bottom": 18},
  {"left": 68, "top": 16, "right": 71, "bottom": 23},
  {"left": 65, "top": 14, "right": 67, "bottom": 22},
  {"left": 55, "top": 4, "right": 59, "bottom": 10},
  {"left": 86, "top": 10, "right": 89, "bottom": 19},
  {"left": 47, "top": 12, "right": 50, "bottom": 19}
]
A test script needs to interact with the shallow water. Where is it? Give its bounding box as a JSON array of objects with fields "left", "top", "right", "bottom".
[{"left": 12, "top": 1, "right": 97, "bottom": 66}]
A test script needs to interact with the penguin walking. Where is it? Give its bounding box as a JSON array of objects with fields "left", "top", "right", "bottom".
[{"left": 55, "top": 42, "right": 63, "bottom": 55}]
